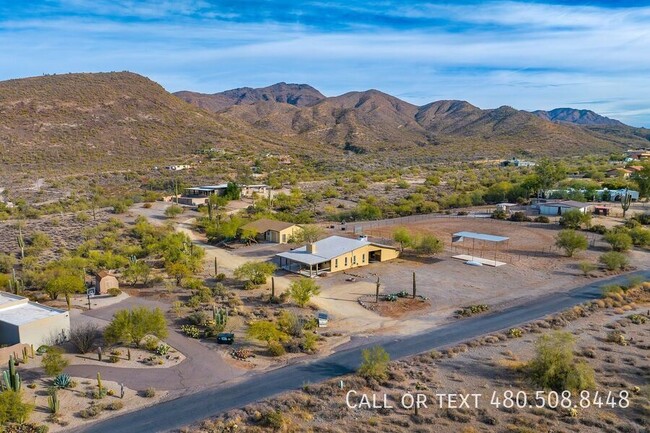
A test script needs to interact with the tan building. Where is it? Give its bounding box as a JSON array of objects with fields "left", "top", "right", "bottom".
[
  {"left": 95, "top": 271, "right": 119, "bottom": 295},
  {"left": 276, "top": 235, "right": 399, "bottom": 276},
  {"left": 0, "top": 292, "right": 70, "bottom": 348},
  {"left": 241, "top": 219, "right": 303, "bottom": 244}
]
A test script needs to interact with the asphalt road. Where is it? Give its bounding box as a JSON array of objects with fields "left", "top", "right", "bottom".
[{"left": 77, "top": 270, "right": 650, "bottom": 433}]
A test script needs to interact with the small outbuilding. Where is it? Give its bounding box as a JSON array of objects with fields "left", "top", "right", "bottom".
[
  {"left": 538, "top": 200, "right": 592, "bottom": 216},
  {"left": 0, "top": 292, "right": 70, "bottom": 347},
  {"left": 240, "top": 219, "right": 303, "bottom": 244},
  {"left": 95, "top": 271, "right": 119, "bottom": 295}
]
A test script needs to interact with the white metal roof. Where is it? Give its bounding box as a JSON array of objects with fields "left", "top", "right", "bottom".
[
  {"left": 277, "top": 235, "right": 391, "bottom": 265},
  {"left": 0, "top": 301, "right": 67, "bottom": 326},
  {"left": 0, "top": 292, "right": 25, "bottom": 307},
  {"left": 453, "top": 231, "right": 509, "bottom": 243}
]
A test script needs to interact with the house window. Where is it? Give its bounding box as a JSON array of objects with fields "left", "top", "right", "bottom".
[
  {"left": 362, "top": 254, "right": 365, "bottom": 263},
  {"left": 335, "top": 259, "right": 338, "bottom": 268},
  {"left": 345, "top": 257, "right": 348, "bottom": 266},
  {"left": 352, "top": 256, "right": 356, "bottom": 265}
]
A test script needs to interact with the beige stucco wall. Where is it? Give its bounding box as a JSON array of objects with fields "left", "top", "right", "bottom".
[
  {"left": 16, "top": 312, "right": 71, "bottom": 348},
  {"left": 329, "top": 245, "right": 399, "bottom": 272},
  {"left": 277, "top": 226, "right": 302, "bottom": 244}
]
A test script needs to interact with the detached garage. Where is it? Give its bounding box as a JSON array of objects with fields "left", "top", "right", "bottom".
[{"left": 0, "top": 292, "right": 70, "bottom": 348}]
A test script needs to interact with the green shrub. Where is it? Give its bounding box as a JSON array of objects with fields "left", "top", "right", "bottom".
[
  {"left": 104, "top": 401, "right": 124, "bottom": 411},
  {"left": 588, "top": 224, "right": 608, "bottom": 235},
  {"left": 628, "top": 314, "right": 647, "bottom": 325},
  {"left": 79, "top": 404, "right": 103, "bottom": 418},
  {"left": 606, "top": 330, "right": 627, "bottom": 345},
  {"left": 603, "top": 231, "right": 633, "bottom": 252},
  {"left": 599, "top": 251, "right": 629, "bottom": 271},
  {"left": 601, "top": 285, "right": 623, "bottom": 297},
  {"left": 358, "top": 346, "right": 390, "bottom": 381},
  {"left": 260, "top": 410, "right": 285, "bottom": 429},
  {"left": 268, "top": 341, "right": 286, "bottom": 357},
  {"left": 41, "top": 347, "right": 69, "bottom": 377},
  {"left": 555, "top": 230, "right": 588, "bottom": 257},
  {"left": 578, "top": 261, "right": 597, "bottom": 276},
  {"left": 104, "top": 307, "right": 168, "bottom": 346},
  {"left": 143, "top": 387, "right": 156, "bottom": 398},
  {"left": 180, "top": 325, "right": 201, "bottom": 338},
  {"left": 528, "top": 331, "right": 595, "bottom": 392},
  {"left": 509, "top": 212, "right": 531, "bottom": 222},
  {"left": 107, "top": 287, "right": 121, "bottom": 297},
  {"left": 0, "top": 390, "right": 34, "bottom": 424},
  {"left": 142, "top": 336, "right": 159, "bottom": 351},
  {"left": 534, "top": 215, "right": 550, "bottom": 223}
]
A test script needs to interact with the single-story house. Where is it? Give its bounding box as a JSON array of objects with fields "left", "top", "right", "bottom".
[
  {"left": 605, "top": 168, "right": 632, "bottom": 178},
  {"left": 0, "top": 292, "right": 70, "bottom": 347},
  {"left": 95, "top": 271, "right": 119, "bottom": 295},
  {"left": 538, "top": 200, "right": 592, "bottom": 216},
  {"left": 276, "top": 235, "right": 399, "bottom": 277},
  {"left": 240, "top": 219, "right": 302, "bottom": 244},
  {"left": 178, "top": 183, "right": 270, "bottom": 205}
]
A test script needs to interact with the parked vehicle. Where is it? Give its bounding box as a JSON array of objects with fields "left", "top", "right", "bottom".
[{"left": 216, "top": 333, "right": 235, "bottom": 344}]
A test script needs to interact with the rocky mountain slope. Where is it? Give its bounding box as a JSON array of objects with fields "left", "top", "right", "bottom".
[{"left": 2, "top": 72, "right": 648, "bottom": 175}]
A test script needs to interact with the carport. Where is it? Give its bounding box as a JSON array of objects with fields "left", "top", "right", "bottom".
[{"left": 451, "top": 231, "right": 509, "bottom": 267}]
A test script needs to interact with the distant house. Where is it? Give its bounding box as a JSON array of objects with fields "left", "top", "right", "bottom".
[
  {"left": 605, "top": 168, "right": 632, "bottom": 178},
  {"left": 496, "top": 203, "right": 518, "bottom": 214},
  {"left": 276, "top": 235, "right": 399, "bottom": 277},
  {"left": 164, "top": 164, "right": 191, "bottom": 171},
  {"left": 240, "top": 219, "right": 303, "bottom": 244},
  {"left": 501, "top": 157, "right": 536, "bottom": 167},
  {"left": 0, "top": 292, "right": 70, "bottom": 347},
  {"left": 626, "top": 149, "right": 650, "bottom": 160},
  {"left": 538, "top": 200, "right": 592, "bottom": 216},
  {"left": 178, "top": 183, "right": 270, "bottom": 205},
  {"left": 95, "top": 271, "right": 119, "bottom": 295}
]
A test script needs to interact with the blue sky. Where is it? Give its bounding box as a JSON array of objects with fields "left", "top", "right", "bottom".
[{"left": 2, "top": 1, "right": 650, "bottom": 126}]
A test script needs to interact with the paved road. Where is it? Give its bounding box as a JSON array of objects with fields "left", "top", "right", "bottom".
[
  {"left": 66, "top": 296, "right": 245, "bottom": 392},
  {"left": 77, "top": 270, "right": 650, "bottom": 433}
]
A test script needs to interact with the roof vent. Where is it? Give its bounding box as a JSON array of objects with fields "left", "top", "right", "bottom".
[{"left": 357, "top": 235, "right": 368, "bottom": 242}]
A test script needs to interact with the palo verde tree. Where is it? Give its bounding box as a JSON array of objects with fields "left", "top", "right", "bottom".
[
  {"left": 555, "top": 230, "right": 588, "bottom": 257},
  {"left": 392, "top": 227, "right": 413, "bottom": 252},
  {"left": 528, "top": 331, "right": 595, "bottom": 392},
  {"left": 104, "top": 307, "right": 168, "bottom": 346},
  {"left": 234, "top": 261, "right": 277, "bottom": 288},
  {"left": 358, "top": 346, "right": 391, "bottom": 381},
  {"left": 287, "top": 278, "right": 321, "bottom": 307}
]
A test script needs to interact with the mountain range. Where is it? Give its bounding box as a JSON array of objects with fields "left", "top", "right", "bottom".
[{"left": 1, "top": 72, "right": 648, "bottom": 173}]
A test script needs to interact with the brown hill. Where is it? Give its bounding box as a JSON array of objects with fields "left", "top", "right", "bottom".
[
  {"left": 2, "top": 72, "right": 649, "bottom": 176},
  {"left": 0, "top": 72, "right": 279, "bottom": 172},
  {"left": 174, "top": 82, "right": 325, "bottom": 112}
]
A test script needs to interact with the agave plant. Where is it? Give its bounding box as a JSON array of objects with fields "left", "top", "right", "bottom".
[{"left": 53, "top": 373, "right": 72, "bottom": 389}]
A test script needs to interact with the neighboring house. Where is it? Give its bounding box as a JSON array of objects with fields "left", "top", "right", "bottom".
[
  {"left": 95, "top": 271, "right": 119, "bottom": 295},
  {"left": 538, "top": 200, "right": 592, "bottom": 216},
  {"left": 240, "top": 219, "right": 303, "bottom": 244},
  {"left": 276, "top": 235, "right": 399, "bottom": 277},
  {"left": 178, "top": 183, "right": 270, "bottom": 205},
  {"left": 495, "top": 203, "right": 518, "bottom": 214},
  {"left": 501, "top": 157, "right": 536, "bottom": 167},
  {"left": 0, "top": 292, "right": 70, "bottom": 347},
  {"left": 605, "top": 168, "right": 632, "bottom": 178}
]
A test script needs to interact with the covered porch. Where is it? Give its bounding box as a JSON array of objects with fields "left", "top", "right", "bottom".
[{"left": 278, "top": 256, "right": 331, "bottom": 277}]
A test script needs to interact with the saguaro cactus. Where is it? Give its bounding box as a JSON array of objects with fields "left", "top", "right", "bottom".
[
  {"left": 621, "top": 188, "right": 632, "bottom": 218},
  {"left": 213, "top": 306, "right": 228, "bottom": 328},
  {"left": 96, "top": 372, "right": 103, "bottom": 393},
  {"left": 17, "top": 226, "right": 25, "bottom": 260},
  {"left": 1, "top": 355, "right": 21, "bottom": 392},
  {"left": 375, "top": 277, "right": 380, "bottom": 303},
  {"left": 48, "top": 390, "right": 60, "bottom": 414}
]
